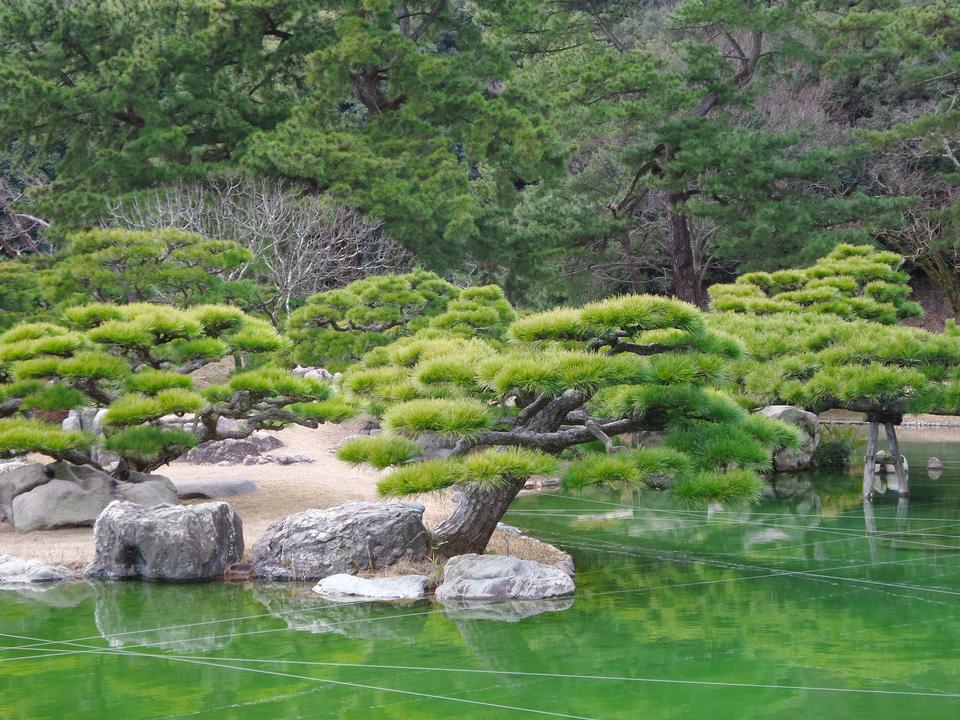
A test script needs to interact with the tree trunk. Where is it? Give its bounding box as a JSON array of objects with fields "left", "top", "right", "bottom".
[
  {"left": 862, "top": 420, "right": 879, "bottom": 499},
  {"left": 884, "top": 422, "right": 909, "bottom": 498},
  {"left": 666, "top": 192, "right": 703, "bottom": 306},
  {"left": 430, "top": 477, "right": 526, "bottom": 557}
]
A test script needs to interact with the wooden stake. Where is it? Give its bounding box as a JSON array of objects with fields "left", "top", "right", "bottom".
[
  {"left": 884, "top": 422, "right": 909, "bottom": 498},
  {"left": 862, "top": 421, "right": 879, "bottom": 500}
]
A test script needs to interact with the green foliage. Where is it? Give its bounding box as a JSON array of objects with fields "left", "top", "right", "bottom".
[
  {"left": 289, "top": 271, "right": 461, "bottom": 371},
  {"left": 19, "top": 385, "right": 87, "bottom": 412},
  {"left": 563, "top": 448, "right": 693, "bottom": 491},
  {"left": 812, "top": 425, "right": 859, "bottom": 469},
  {"left": 709, "top": 245, "right": 922, "bottom": 323},
  {"left": 284, "top": 399, "right": 356, "bottom": 423},
  {"left": 384, "top": 398, "right": 492, "bottom": 437},
  {"left": 337, "top": 435, "right": 423, "bottom": 470},
  {"left": 0, "top": 418, "right": 92, "bottom": 456},
  {"left": 103, "top": 427, "right": 198, "bottom": 466},
  {"left": 378, "top": 458, "right": 467, "bottom": 497},
  {"left": 673, "top": 470, "right": 766, "bottom": 506}
]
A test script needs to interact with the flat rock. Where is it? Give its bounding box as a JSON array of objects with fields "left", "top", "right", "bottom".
[
  {"left": 173, "top": 477, "right": 258, "bottom": 500},
  {"left": 251, "top": 501, "right": 429, "bottom": 581},
  {"left": 184, "top": 432, "right": 283, "bottom": 465},
  {"left": 242, "top": 454, "right": 311, "bottom": 465},
  {"left": 312, "top": 574, "right": 430, "bottom": 602},
  {"left": 0, "top": 554, "right": 74, "bottom": 584},
  {"left": 436, "top": 554, "right": 575, "bottom": 601},
  {"left": 115, "top": 476, "right": 178, "bottom": 507},
  {"left": 85, "top": 501, "right": 244, "bottom": 581},
  {"left": 12, "top": 477, "right": 113, "bottom": 532}
]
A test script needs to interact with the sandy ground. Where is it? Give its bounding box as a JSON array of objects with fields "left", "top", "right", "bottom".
[{"left": 0, "top": 418, "right": 566, "bottom": 571}]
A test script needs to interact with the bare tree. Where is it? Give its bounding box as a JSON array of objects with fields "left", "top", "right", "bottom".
[
  {"left": 0, "top": 168, "right": 51, "bottom": 256},
  {"left": 106, "top": 176, "right": 414, "bottom": 323}
]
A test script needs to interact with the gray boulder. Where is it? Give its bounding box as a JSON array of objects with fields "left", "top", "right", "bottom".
[
  {"left": 85, "top": 501, "right": 244, "bottom": 581},
  {"left": 312, "top": 573, "right": 429, "bottom": 602},
  {"left": 0, "top": 462, "right": 49, "bottom": 521},
  {"left": 62, "top": 407, "right": 108, "bottom": 435},
  {"left": 0, "top": 554, "right": 74, "bottom": 584},
  {"left": 435, "top": 554, "right": 575, "bottom": 601},
  {"left": 116, "top": 475, "right": 178, "bottom": 507},
  {"left": 183, "top": 432, "right": 283, "bottom": 465},
  {"left": 242, "top": 454, "right": 311, "bottom": 466},
  {"left": 251, "top": 502, "right": 429, "bottom": 580},
  {"left": 173, "top": 477, "right": 257, "bottom": 500},
  {"left": 12, "top": 465, "right": 114, "bottom": 531},
  {"left": 756, "top": 405, "right": 821, "bottom": 472}
]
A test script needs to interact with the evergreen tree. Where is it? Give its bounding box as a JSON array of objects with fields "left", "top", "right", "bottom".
[
  {"left": 710, "top": 244, "right": 960, "bottom": 498},
  {"left": 0, "top": 303, "right": 353, "bottom": 476},
  {"left": 338, "top": 292, "right": 799, "bottom": 556}
]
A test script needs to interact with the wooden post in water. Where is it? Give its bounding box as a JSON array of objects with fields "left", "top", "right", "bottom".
[
  {"left": 862, "top": 420, "right": 879, "bottom": 500},
  {"left": 884, "top": 421, "right": 909, "bottom": 498}
]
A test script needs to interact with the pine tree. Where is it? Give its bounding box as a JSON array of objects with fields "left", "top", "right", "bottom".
[
  {"left": 0, "top": 303, "right": 353, "bottom": 476},
  {"left": 710, "top": 244, "right": 960, "bottom": 498},
  {"left": 337, "top": 291, "right": 799, "bottom": 556}
]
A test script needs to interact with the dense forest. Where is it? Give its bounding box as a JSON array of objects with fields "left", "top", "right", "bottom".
[{"left": 0, "top": 0, "right": 957, "bottom": 319}]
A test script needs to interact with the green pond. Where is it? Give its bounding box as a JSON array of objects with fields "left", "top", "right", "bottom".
[{"left": 2, "top": 429, "right": 959, "bottom": 719}]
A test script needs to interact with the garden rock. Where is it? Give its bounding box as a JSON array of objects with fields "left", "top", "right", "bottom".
[
  {"left": 756, "top": 405, "right": 821, "bottom": 472},
  {"left": 183, "top": 432, "right": 283, "bottom": 464},
  {"left": 11, "top": 462, "right": 115, "bottom": 532},
  {"left": 115, "top": 474, "right": 178, "bottom": 507},
  {"left": 0, "top": 462, "right": 49, "bottom": 521},
  {"left": 85, "top": 501, "right": 244, "bottom": 581},
  {"left": 251, "top": 502, "right": 429, "bottom": 580},
  {"left": 242, "top": 454, "right": 312, "bottom": 465},
  {"left": 173, "top": 477, "right": 257, "bottom": 500},
  {"left": 0, "top": 554, "right": 73, "bottom": 584},
  {"left": 435, "top": 554, "right": 575, "bottom": 601},
  {"left": 312, "top": 574, "right": 430, "bottom": 602}
]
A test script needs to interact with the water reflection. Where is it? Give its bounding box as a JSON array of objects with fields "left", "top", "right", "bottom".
[{"left": 439, "top": 597, "right": 574, "bottom": 622}]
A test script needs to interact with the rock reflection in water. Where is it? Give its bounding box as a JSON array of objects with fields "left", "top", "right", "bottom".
[
  {"left": 439, "top": 596, "right": 574, "bottom": 622},
  {"left": 3, "top": 580, "right": 94, "bottom": 609},
  {"left": 252, "top": 582, "right": 428, "bottom": 641},
  {"left": 93, "top": 581, "right": 248, "bottom": 651}
]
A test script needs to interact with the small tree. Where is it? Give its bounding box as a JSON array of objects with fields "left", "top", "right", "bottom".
[
  {"left": 0, "top": 303, "right": 353, "bottom": 477},
  {"left": 288, "top": 271, "right": 463, "bottom": 372},
  {"left": 44, "top": 228, "right": 260, "bottom": 309},
  {"left": 338, "top": 293, "right": 799, "bottom": 556},
  {"left": 709, "top": 244, "right": 960, "bottom": 498}
]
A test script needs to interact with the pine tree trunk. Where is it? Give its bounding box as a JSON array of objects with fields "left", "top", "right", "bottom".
[
  {"left": 430, "top": 477, "right": 527, "bottom": 557},
  {"left": 666, "top": 193, "right": 704, "bottom": 306},
  {"left": 862, "top": 420, "right": 879, "bottom": 499},
  {"left": 884, "top": 422, "right": 909, "bottom": 498}
]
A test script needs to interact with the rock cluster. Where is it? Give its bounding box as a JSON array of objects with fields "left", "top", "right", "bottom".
[
  {"left": 0, "top": 554, "right": 73, "bottom": 585},
  {"left": 183, "top": 432, "right": 283, "bottom": 465},
  {"left": 0, "top": 460, "right": 177, "bottom": 531}
]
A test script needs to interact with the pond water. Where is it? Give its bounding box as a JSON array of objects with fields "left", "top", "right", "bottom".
[{"left": 1, "top": 430, "right": 958, "bottom": 719}]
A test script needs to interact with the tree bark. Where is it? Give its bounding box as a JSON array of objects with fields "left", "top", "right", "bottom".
[
  {"left": 430, "top": 476, "right": 527, "bottom": 557},
  {"left": 666, "top": 192, "right": 704, "bottom": 306},
  {"left": 862, "top": 420, "right": 879, "bottom": 500}
]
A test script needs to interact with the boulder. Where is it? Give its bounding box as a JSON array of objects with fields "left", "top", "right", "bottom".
[
  {"left": 0, "top": 463, "right": 50, "bottom": 521},
  {"left": 12, "top": 467, "right": 113, "bottom": 532},
  {"left": 312, "top": 574, "right": 430, "bottom": 602},
  {"left": 251, "top": 502, "right": 429, "bottom": 581},
  {"left": 62, "top": 407, "right": 107, "bottom": 435},
  {"left": 183, "top": 432, "right": 283, "bottom": 465},
  {"left": 0, "top": 554, "right": 74, "bottom": 584},
  {"left": 242, "top": 454, "right": 312, "bottom": 465},
  {"left": 435, "top": 554, "right": 575, "bottom": 601},
  {"left": 116, "top": 475, "right": 178, "bottom": 507},
  {"left": 173, "top": 477, "right": 257, "bottom": 500},
  {"left": 928, "top": 457, "right": 944, "bottom": 471},
  {"left": 85, "top": 501, "right": 244, "bottom": 581},
  {"left": 756, "top": 405, "right": 821, "bottom": 472}
]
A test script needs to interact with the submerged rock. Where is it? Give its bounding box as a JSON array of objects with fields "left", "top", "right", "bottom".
[
  {"left": 251, "top": 501, "right": 429, "bottom": 581},
  {"left": 436, "top": 554, "right": 575, "bottom": 601},
  {"left": 0, "top": 554, "right": 74, "bottom": 585},
  {"left": 85, "top": 500, "right": 244, "bottom": 581},
  {"left": 312, "top": 573, "right": 430, "bottom": 602},
  {"left": 756, "top": 405, "right": 820, "bottom": 472}
]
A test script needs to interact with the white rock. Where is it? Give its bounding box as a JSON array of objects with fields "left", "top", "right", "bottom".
[
  {"left": 0, "top": 554, "right": 73, "bottom": 584},
  {"left": 312, "top": 573, "right": 429, "bottom": 601},
  {"left": 436, "top": 554, "right": 575, "bottom": 601}
]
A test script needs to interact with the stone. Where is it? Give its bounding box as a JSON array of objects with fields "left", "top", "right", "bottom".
[
  {"left": 173, "top": 477, "right": 258, "bottom": 500},
  {"left": 241, "top": 454, "right": 312, "bottom": 465},
  {"left": 62, "top": 407, "right": 107, "bottom": 435},
  {"left": 183, "top": 432, "right": 283, "bottom": 465},
  {"left": 312, "top": 574, "right": 430, "bottom": 602},
  {"left": 0, "top": 554, "right": 74, "bottom": 584},
  {"left": 0, "top": 462, "right": 50, "bottom": 521},
  {"left": 12, "top": 474, "right": 113, "bottom": 532},
  {"left": 928, "top": 457, "right": 944, "bottom": 471},
  {"left": 251, "top": 501, "right": 430, "bottom": 581},
  {"left": 115, "top": 476, "right": 178, "bottom": 507},
  {"left": 435, "top": 554, "right": 575, "bottom": 601},
  {"left": 756, "top": 405, "right": 821, "bottom": 472},
  {"left": 85, "top": 500, "right": 244, "bottom": 581}
]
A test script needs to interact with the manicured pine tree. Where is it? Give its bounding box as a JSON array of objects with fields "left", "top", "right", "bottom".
[
  {"left": 337, "top": 292, "right": 800, "bottom": 556},
  {"left": 709, "top": 244, "right": 960, "bottom": 498},
  {"left": 0, "top": 303, "right": 353, "bottom": 477}
]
